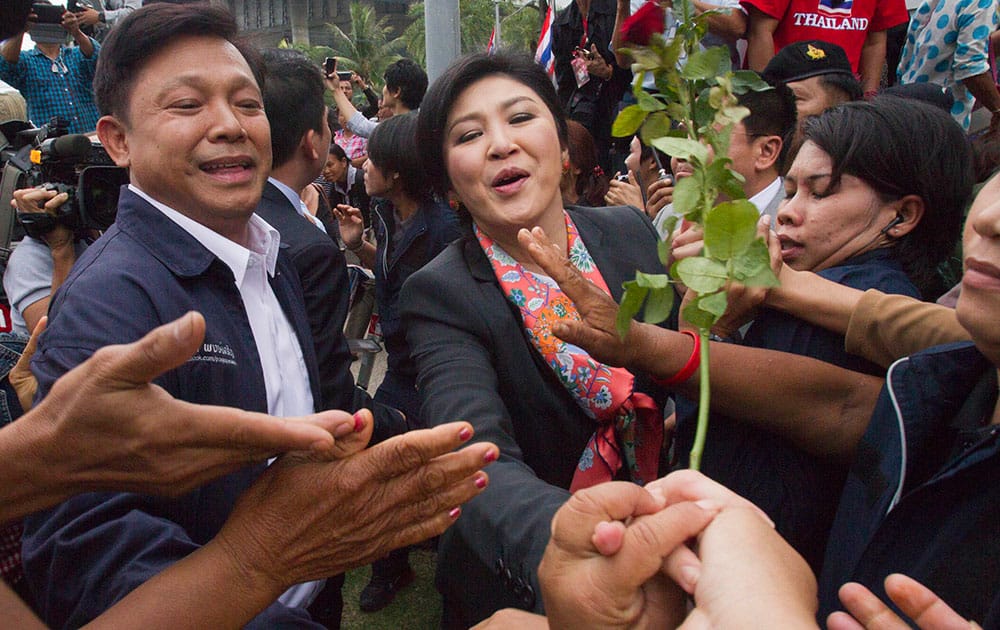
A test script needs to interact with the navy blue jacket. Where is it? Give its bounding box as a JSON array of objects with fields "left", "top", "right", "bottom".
[
  {"left": 256, "top": 180, "right": 354, "bottom": 412},
  {"left": 23, "top": 188, "right": 323, "bottom": 629},
  {"left": 371, "top": 198, "right": 462, "bottom": 378},
  {"left": 819, "top": 342, "right": 1000, "bottom": 625},
  {"left": 676, "top": 249, "right": 920, "bottom": 572}
]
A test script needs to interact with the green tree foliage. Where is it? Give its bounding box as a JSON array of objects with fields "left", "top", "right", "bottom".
[
  {"left": 402, "top": 0, "right": 541, "bottom": 65},
  {"left": 323, "top": 1, "right": 406, "bottom": 83}
]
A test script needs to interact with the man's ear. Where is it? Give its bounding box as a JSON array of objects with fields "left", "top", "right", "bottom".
[
  {"left": 302, "top": 128, "right": 321, "bottom": 162},
  {"left": 96, "top": 115, "right": 131, "bottom": 168},
  {"left": 755, "top": 135, "right": 782, "bottom": 173}
]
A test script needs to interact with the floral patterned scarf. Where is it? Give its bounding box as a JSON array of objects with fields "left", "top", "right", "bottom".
[{"left": 475, "top": 213, "right": 662, "bottom": 491}]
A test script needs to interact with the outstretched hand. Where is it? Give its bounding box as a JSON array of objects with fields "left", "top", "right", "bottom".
[
  {"left": 25, "top": 312, "right": 362, "bottom": 502},
  {"left": 828, "top": 574, "right": 982, "bottom": 630},
  {"left": 217, "top": 421, "right": 497, "bottom": 588},
  {"left": 518, "top": 226, "right": 641, "bottom": 368}
]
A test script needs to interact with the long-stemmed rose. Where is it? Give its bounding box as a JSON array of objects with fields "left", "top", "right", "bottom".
[{"left": 613, "top": 0, "right": 777, "bottom": 470}]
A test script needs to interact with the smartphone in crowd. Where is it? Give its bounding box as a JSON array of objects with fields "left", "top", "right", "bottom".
[
  {"left": 32, "top": 3, "right": 65, "bottom": 23},
  {"left": 323, "top": 57, "right": 337, "bottom": 76},
  {"left": 336, "top": 70, "right": 352, "bottom": 81}
]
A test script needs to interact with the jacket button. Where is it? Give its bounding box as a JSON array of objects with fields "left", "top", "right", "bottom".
[{"left": 521, "top": 583, "right": 535, "bottom": 608}]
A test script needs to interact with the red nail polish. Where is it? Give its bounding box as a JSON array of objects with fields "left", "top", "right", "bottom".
[
  {"left": 483, "top": 449, "right": 498, "bottom": 463},
  {"left": 474, "top": 475, "right": 487, "bottom": 489},
  {"left": 458, "top": 427, "right": 472, "bottom": 441},
  {"left": 449, "top": 507, "right": 461, "bottom": 519},
  {"left": 353, "top": 411, "right": 365, "bottom": 432}
]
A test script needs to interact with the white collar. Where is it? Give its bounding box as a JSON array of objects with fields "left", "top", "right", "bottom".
[
  {"left": 749, "top": 176, "right": 783, "bottom": 214},
  {"left": 128, "top": 184, "right": 280, "bottom": 286}
]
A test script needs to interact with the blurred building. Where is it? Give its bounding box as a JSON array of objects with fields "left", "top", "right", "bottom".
[{"left": 214, "top": 0, "right": 411, "bottom": 47}]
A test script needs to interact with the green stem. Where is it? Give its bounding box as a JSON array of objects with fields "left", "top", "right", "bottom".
[{"left": 689, "top": 327, "right": 711, "bottom": 471}]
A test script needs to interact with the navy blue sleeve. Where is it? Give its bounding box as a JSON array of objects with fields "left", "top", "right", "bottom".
[{"left": 23, "top": 239, "right": 322, "bottom": 629}]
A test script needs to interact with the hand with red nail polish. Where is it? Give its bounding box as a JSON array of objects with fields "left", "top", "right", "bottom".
[{"left": 213, "top": 420, "right": 497, "bottom": 592}]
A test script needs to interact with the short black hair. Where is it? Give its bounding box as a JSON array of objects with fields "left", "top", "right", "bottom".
[
  {"left": 94, "top": 3, "right": 263, "bottom": 123},
  {"left": 260, "top": 48, "right": 326, "bottom": 168},
  {"left": 417, "top": 52, "right": 567, "bottom": 197},
  {"left": 802, "top": 96, "right": 973, "bottom": 298},
  {"left": 328, "top": 142, "right": 348, "bottom": 161},
  {"left": 384, "top": 59, "right": 428, "bottom": 111},
  {"left": 368, "top": 112, "right": 431, "bottom": 203},
  {"left": 739, "top": 81, "right": 798, "bottom": 172}
]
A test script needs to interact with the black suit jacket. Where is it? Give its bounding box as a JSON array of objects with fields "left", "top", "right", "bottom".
[
  {"left": 399, "top": 205, "right": 672, "bottom": 626},
  {"left": 256, "top": 180, "right": 354, "bottom": 411}
]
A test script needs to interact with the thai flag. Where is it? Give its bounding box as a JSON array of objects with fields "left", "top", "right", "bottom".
[
  {"left": 487, "top": 28, "right": 497, "bottom": 54},
  {"left": 535, "top": 5, "right": 555, "bottom": 82}
]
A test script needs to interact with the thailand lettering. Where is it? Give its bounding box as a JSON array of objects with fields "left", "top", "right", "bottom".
[{"left": 792, "top": 13, "right": 869, "bottom": 29}]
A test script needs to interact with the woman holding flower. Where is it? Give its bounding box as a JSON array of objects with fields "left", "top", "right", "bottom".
[{"left": 401, "top": 52, "right": 671, "bottom": 627}]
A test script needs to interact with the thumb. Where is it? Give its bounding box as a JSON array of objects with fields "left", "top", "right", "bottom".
[{"left": 101, "top": 311, "right": 206, "bottom": 386}]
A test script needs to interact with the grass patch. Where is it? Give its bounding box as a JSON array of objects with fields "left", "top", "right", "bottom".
[{"left": 341, "top": 549, "right": 441, "bottom": 629}]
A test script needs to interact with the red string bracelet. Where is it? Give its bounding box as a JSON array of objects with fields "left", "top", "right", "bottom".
[{"left": 652, "top": 330, "right": 700, "bottom": 386}]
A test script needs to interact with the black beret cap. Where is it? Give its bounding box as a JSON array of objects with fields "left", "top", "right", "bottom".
[{"left": 762, "top": 40, "right": 855, "bottom": 84}]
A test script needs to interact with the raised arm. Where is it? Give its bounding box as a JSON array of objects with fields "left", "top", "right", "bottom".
[
  {"left": 745, "top": 6, "right": 779, "bottom": 71},
  {"left": 520, "top": 227, "right": 884, "bottom": 461}
]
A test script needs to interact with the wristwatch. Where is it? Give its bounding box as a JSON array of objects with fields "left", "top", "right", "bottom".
[{"left": 98, "top": 11, "right": 106, "bottom": 23}]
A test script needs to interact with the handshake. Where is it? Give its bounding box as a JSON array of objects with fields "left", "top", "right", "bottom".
[{"left": 478, "top": 470, "right": 977, "bottom": 630}]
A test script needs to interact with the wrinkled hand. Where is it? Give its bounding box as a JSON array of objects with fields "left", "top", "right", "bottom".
[
  {"left": 519, "top": 226, "right": 641, "bottom": 368},
  {"left": 828, "top": 575, "right": 982, "bottom": 630},
  {"left": 332, "top": 204, "right": 365, "bottom": 249},
  {"left": 216, "top": 422, "right": 497, "bottom": 589},
  {"left": 540, "top": 481, "right": 720, "bottom": 629},
  {"left": 29, "top": 311, "right": 363, "bottom": 498},
  {"left": 606, "top": 172, "right": 645, "bottom": 210},
  {"left": 646, "top": 176, "right": 674, "bottom": 218},
  {"left": 9, "top": 317, "right": 44, "bottom": 413},
  {"left": 12, "top": 187, "right": 74, "bottom": 250}
]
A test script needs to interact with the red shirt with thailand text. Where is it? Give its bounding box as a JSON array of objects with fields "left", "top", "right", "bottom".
[{"left": 741, "top": 0, "right": 908, "bottom": 71}]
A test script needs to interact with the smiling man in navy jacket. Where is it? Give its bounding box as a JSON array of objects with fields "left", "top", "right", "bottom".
[{"left": 17, "top": 4, "right": 489, "bottom": 629}]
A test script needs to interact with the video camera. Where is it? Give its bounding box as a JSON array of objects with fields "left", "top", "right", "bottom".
[{"left": 0, "top": 117, "right": 128, "bottom": 247}]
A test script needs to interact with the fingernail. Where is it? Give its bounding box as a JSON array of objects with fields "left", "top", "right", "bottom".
[
  {"left": 353, "top": 411, "right": 366, "bottom": 432},
  {"left": 458, "top": 427, "right": 472, "bottom": 441},
  {"left": 483, "top": 449, "right": 498, "bottom": 463},
  {"left": 695, "top": 499, "right": 721, "bottom": 512},
  {"left": 449, "top": 507, "right": 461, "bottom": 519},
  {"left": 333, "top": 421, "right": 354, "bottom": 438},
  {"left": 679, "top": 565, "right": 700, "bottom": 592},
  {"left": 474, "top": 474, "right": 487, "bottom": 489}
]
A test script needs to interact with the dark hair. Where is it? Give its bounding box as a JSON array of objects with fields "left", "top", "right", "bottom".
[
  {"left": 739, "top": 82, "right": 798, "bottom": 172},
  {"left": 802, "top": 96, "right": 973, "bottom": 298},
  {"left": 260, "top": 48, "right": 326, "bottom": 168},
  {"left": 417, "top": 52, "right": 568, "bottom": 197},
  {"left": 1, "top": 0, "right": 32, "bottom": 41},
  {"left": 328, "top": 142, "right": 348, "bottom": 161},
  {"left": 566, "top": 120, "right": 609, "bottom": 206},
  {"left": 368, "top": 112, "right": 431, "bottom": 203},
  {"left": 384, "top": 58, "right": 428, "bottom": 111},
  {"left": 94, "top": 3, "right": 263, "bottom": 122},
  {"left": 817, "top": 72, "right": 863, "bottom": 104}
]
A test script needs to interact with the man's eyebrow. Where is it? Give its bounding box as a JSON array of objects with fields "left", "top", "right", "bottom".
[{"left": 446, "top": 95, "right": 536, "bottom": 133}]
